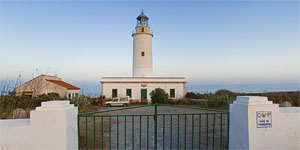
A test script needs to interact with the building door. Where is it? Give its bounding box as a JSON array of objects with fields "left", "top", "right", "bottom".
[{"left": 141, "top": 89, "right": 147, "bottom": 101}]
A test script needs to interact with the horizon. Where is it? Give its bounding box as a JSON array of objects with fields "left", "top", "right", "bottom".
[
  {"left": 1, "top": 1, "right": 299, "bottom": 96},
  {"left": 0, "top": 76, "right": 298, "bottom": 97}
]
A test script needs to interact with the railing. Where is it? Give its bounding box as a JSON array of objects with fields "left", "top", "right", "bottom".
[
  {"left": 78, "top": 104, "right": 229, "bottom": 150},
  {"left": 132, "top": 29, "right": 154, "bottom": 35}
]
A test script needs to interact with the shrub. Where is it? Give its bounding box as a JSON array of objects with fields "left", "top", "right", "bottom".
[
  {"left": 131, "top": 100, "right": 148, "bottom": 105},
  {"left": 0, "top": 93, "right": 62, "bottom": 119},
  {"left": 177, "top": 98, "right": 193, "bottom": 105},
  {"left": 150, "top": 88, "right": 169, "bottom": 104},
  {"left": 185, "top": 92, "right": 203, "bottom": 99}
]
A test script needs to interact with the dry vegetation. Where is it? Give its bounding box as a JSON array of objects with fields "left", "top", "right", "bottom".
[{"left": 186, "top": 89, "right": 300, "bottom": 107}]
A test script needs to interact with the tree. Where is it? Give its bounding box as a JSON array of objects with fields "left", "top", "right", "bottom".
[{"left": 150, "top": 88, "right": 169, "bottom": 104}]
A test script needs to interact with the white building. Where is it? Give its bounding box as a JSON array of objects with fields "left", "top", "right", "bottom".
[{"left": 101, "top": 12, "right": 186, "bottom": 102}]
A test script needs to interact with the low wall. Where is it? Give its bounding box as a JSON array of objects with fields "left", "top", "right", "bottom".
[
  {"left": 0, "top": 101, "right": 78, "bottom": 150},
  {"left": 229, "top": 96, "right": 300, "bottom": 150}
]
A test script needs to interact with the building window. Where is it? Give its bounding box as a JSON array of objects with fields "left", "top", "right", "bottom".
[
  {"left": 126, "top": 89, "right": 132, "bottom": 98},
  {"left": 170, "top": 89, "right": 175, "bottom": 98},
  {"left": 141, "top": 51, "right": 145, "bottom": 56},
  {"left": 141, "top": 27, "right": 144, "bottom": 32},
  {"left": 112, "top": 89, "right": 118, "bottom": 98},
  {"left": 68, "top": 93, "right": 71, "bottom": 99}
]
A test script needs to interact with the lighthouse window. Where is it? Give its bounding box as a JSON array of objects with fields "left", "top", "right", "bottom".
[
  {"left": 141, "top": 27, "right": 144, "bottom": 32},
  {"left": 141, "top": 51, "right": 145, "bottom": 56}
]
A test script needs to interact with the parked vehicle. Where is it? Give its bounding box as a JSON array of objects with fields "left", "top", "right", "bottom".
[{"left": 105, "top": 96, "right": 130, "bottom": 107}]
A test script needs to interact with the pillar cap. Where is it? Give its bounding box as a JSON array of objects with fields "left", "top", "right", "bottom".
[
  {"left": 233, "top": 96, "right": 273, "bottom": 105},
  {"left": 35, "top": 100, "right": 73, "bottom": 111}
]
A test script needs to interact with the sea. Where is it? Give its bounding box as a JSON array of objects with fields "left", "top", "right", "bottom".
[
  {"left": 77, "top": 82, "right": 299, "bottom": 97},
  {"left": 1, "top": 80, "right": 298, "bottom": 97}
]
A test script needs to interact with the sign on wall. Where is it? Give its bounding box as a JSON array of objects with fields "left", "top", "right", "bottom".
[{"left": 256, "top": 111, "right": 272, "bottom": 128}]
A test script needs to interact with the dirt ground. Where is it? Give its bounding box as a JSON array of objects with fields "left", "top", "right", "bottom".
[{"left": 79, "top": 105, "right": 229, "bottom": 150}]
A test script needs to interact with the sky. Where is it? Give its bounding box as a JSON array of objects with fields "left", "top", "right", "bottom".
[{"left": 0, "top": 0, "right": 299, "bottom": 95}]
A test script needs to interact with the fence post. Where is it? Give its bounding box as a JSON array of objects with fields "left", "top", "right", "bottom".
[{"left": 154, "top": 104, "right": 158, "bottom": 150}]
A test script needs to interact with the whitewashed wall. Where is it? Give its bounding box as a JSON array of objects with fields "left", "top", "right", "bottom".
[
  {"left": 0, "top": 101, "right": 78, "bottom": 150},
  {"left": 133, "top": 33, "right": 153, "bottom": 77},
  {"left": 229, "top": 96, "right": 300, "bottom": 150},
  {"left": 102, "top": 82, "right": 185, "bottom": 101}
]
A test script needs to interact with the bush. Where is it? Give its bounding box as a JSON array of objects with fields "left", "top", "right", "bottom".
[
  {"left": 150, "top": 88, "right": 169, "bottom": 104},
  {"left": 185, "top": 92, "right": 203, "bottom": 99},
  {"left": 0, "top": 93, "right": 62, "bottom": 119},
  {"left": 131, "top": 100, "right": 148, "bottom": 105},
  {"left": 204, "top": 90, "right": 237, "bottom": 107},
  {"left": 177, "top": 98, "right": 193, "bottom": 105}
]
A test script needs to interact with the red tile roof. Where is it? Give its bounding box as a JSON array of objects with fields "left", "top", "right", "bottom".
[{"left": 46, "top": 80, "right": 80, "bottom": 90}]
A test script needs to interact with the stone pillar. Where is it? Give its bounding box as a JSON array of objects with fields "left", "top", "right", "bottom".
[
  {"left": 30, "top": 101, "right": 78, "bottom": 150},
  {"left": 229, "top": 96, "right": 300, "bottom": 150}
]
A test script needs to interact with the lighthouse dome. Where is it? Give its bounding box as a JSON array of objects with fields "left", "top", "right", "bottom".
[{"left": 137, "top": 12, "right": 148, "bottom": 21}]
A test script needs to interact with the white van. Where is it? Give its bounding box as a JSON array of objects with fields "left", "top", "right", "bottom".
[{"left": 105, "top": 96, "right": 130, "bottom": 107}]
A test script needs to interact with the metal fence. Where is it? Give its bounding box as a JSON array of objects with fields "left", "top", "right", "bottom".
[{"left": 78, "top": 104, "right": 229, "bottom": 150}]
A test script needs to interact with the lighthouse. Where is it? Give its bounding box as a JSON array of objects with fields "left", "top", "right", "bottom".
[
  {"left": 101, "top": 12, "right": 186, "bottom": 102},
  {"left": 132, "top": 12, "right": 153, "bottom": 77}
]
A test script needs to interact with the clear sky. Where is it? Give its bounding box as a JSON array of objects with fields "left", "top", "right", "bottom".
[{"left": 0, "top": 0, "right": 299, "bottom": 94}]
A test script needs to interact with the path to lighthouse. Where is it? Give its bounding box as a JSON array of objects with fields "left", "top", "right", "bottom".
[{"left": 78, "top": 104, "right": 229, "bottom": 150}]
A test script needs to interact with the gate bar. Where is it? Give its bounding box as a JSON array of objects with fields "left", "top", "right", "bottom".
[
  {"left": 212, "top": 114, "right": 215, "bottom": 149},
  {"left": 184, "top": 114, "right": 187, "bottom": 150},
  {"left": 147, "top": 116, "right": 149, "bottom": 150},
  {"left": 140, "top": 116, "right": 142, "bottom": 150},
  {"left": 117, "top": 116, "right": 119, "bottom": 150},
  {"left": 199, "top": 114, "right": 201, "bottom": 149},
  {"left": 109, "top": 116, "right": 112, "bottom": 150},
  {"left": 206, "top": 114, "right": 208, "bottom": 150},
  {"left": 154, "top": 104, "right": 158, "bottom": 150},
  {"left": 125, "top": 116, "right": 127, "bottom": 150},
  {"left": 192, "top": 114, "right": 194, "bottom": 150},
  {"left": 163, "top": 114, "right": 165, "bottom": 150},
  {"left": 85, "top": 117, "right": 87, "bottom": 150},
  {"left": 170, "top": 115, "right": 172, "bottom": 150},
  {"left": 101, "top": 116, "right": 103, "bottom": 150},
  {"left": 220, "top": 113, "right": 223, "bottom": 149},
  {"left": 132, "top": 116, "right": 134, "bottom": 150},
  {"left": 177, "top": 115, "right": 180, "bottom": 150},
  {"left": 93, "top": 117, "right": 95, "bottom": 150}
]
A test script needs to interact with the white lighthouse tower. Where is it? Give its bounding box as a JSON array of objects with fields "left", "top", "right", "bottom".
[
  {"left": 132, "top": 12, "right": 153, "bottom": 77},
  {"left": 101, "top": 12, "right": 186, "bottom": 102}
]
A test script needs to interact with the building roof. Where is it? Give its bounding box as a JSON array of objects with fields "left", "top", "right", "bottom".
[
  {"left": 46, "top": 80, "right": 80, "bottom": 90},
  {"left": 101, "top": 77, "right": 186, "bottom": 83}
]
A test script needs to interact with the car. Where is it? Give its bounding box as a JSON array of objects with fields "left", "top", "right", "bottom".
[{"left": 105, "top": 96, "right": 130, "bottom": 107}]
